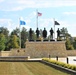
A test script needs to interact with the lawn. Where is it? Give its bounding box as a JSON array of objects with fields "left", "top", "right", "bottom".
[{"left": 0, "top": 62, "right": 70, "bottom": 75}]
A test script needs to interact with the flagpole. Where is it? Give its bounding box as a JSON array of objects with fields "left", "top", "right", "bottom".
[
  {"left": 36, "top": 9, "right": 38, "bottom": 28},
  {"left": 54, "top": 18, "right": 55, "bottom": 41},
  {"left": 19, "top": 18, "right": 21, "bottom": 49}
]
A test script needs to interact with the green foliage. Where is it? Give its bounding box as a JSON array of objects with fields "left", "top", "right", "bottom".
[
  {"left": 66, "top": 38, "right": 74, "bottom": 50},
  {"left": 32, "top": 31, "right": 36, "bottom": 40},
  {"left": 0, "top": 27, "right": 9, "bottom": 38},
  {"left": 74, "top": 37, "right": 76, "bottom": 41},
  {"left": 0, "top": 26, "right": 76, "bottom": 50},
  {"left": 60, "top": 27, "right": 68, "bottom": 40},
  {"left": 8, "top": 35, "right": 19, "bottom": 48},
  {"left": 61, "top": 27, "right": 68, "bottom": 33},
  {"left": 0, "top": 34, "right": 6, "bottom": 51},
  {"left": 42, "top": 58, "right": 76, "bottom": 71},
  {"left": 11, "top": 28, "right": 20, "bottom": 37},
  {"left": 0, "top": 27, "right": 9, "bottom": 50},
  {"left": 21, "top": 27, "right": 28, "bottom": 48},
  {"left": 73, "top": 37, "right": 76, "bottom": 49},
  {"left": 60, "top": 27, "right": 74, "bottom": 50}
]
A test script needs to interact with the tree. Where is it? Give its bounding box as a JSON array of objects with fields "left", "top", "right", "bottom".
[
  {"left": 32, "top": 30, "right": 36, "bottom": 40},
  {"left": 60, "top": 27, "right": 70, "bottom": 40},
  {"left": 0, "top": 27, "right": 9, "bottom": 38},
  {"left": 11, "top": 28, "right": 20, "bottom": 37},
  {"left": 10, "top": 28, "right": 20, "bottom": 49},
  {"left": 8, "top": 35, "right": 19, "bottom": 48},
  {"left": 66, "top": 38, "right": 74, "bottom": 50},
  {"left": 74, "top": 37, "right": 76, "bottom": 41},
  {"left": 21, "top": 27, "right": 28, "bottom": 48},
  {"left": 0, "top": 34, "right": 6, "bottom": 51},
  {"left": 0, "top": 27, "right": 9, "bottom": 50},
  {"left": 60, "top": 27, "right": 74, "bottom": 50},
  {"left": 73, "top": 37, "right": 76, "bottom": 49}
]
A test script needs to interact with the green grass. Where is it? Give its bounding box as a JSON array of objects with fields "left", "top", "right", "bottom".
[{"left": 0, "top": 62, "right": 70, "bottom": 75}]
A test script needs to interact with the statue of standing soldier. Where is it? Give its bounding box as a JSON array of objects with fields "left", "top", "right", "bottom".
[
  {"left": 36, "top": 28, "right": 40, "bottom": 38},
  {"left": 42, "top": 28, "right": 47, "bottom": 39},
  {"left": 57, "top": 28, "right": 60, "bottom": 40},
  {"left": 49, "top": 28, "right": 54, "bottom": 40},
  {"left": 29, "top": 28, "right": 33, "bottom": 40}
]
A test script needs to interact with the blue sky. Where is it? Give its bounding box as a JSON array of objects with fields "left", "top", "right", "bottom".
[{"left": 0, "top": 0, "right": 76, "bottom": 37}]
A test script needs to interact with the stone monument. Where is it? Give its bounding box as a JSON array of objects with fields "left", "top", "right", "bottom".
[
  {"left": 57, "top": 28, "right": 60, "bottom": 40},
  {"left": 49, "top": 28, "right": 54, "bottom": 40},
  {"left": 42, "top": 28, "right": 47, "bottom": 39},
  {"left": 36, "top": 28, "right": 40, "bottom": 38},
  {"left": 29, "top": 28, "right": 33, "bottom": 41}
]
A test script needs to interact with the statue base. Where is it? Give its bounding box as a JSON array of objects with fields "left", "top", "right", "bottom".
[
  {"left": 25, "top": 41, "right": 67, "bottom": 58},
  {"left": 29, "top": 40, "right": 34, "bottom": 42},
  {"left": 43, "top": 39, "right": 48, "bottom": 41},
  {"left": 57, "top": 40, "right": 62, "bottom": 41},
  {"left": 50, "top": 40, "right": 55, "bottom": 41}
]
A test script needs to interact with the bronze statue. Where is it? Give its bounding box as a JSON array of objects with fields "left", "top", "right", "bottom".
[
  {"left": 29, "top": 28, "right": 33, "bottom": 40},
  {"left": 42, "top": 28, "right": 47, "bottom": 38},
  {"left": 50, "top": 28, "right": 54, "bottom": 39},
  {"left": 57, "top": 28, "right": 60, "bottom": 40},
  {"left": 36, "top": 28, "right": 40, "bottom": 38}
]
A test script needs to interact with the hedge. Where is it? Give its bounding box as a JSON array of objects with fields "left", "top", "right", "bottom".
[{"left": 42, "top": 58, "right": 76, "bottom": 71}]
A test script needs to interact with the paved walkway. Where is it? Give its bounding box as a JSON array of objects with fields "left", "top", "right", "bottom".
[
  {"left": 28, "top": 58, "right": 42, "bottom": 60},
  {"left": 28, "top": 57, "right": 76, "bottom": 65}
]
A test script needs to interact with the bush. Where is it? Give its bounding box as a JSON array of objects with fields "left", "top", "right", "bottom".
[{"left": 42, "top": 58, "right": 76, "bottom": 71}]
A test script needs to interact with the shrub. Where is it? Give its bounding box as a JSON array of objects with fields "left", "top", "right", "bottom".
[{"left": 42, "top": 58, "right": 76, "bottom": 71}]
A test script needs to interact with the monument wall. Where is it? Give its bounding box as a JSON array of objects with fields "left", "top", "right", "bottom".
[
  {"left": 0, "top": 51, "right": 10, "bottom": 57},
  {"left": 0, "top": 49, "right": 26, "bottom": 57},
  {"left": 0, "top": 41, "right": 76, "bottom": 58},
  {"left": 25, "top": 41, "right": 67, "bottom": 58},
  {"left": 67, "top": 50, "right": 76, "bottom": 56},
  {"left": 10, "top": 49, "right": 26, "bottom": 56}
]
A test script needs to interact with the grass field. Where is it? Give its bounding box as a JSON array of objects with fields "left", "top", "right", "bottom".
[{"left": 0, "top": 62, "right": 70, "bottom": 75}]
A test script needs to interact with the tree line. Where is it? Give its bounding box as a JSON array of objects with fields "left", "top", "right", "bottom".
[{"left": 0, "top": 27, "right": 76, "bottom": 51}]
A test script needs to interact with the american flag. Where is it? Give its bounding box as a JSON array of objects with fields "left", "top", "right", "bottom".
[{"left": 38, "top": 12, "right": 42, "bottom": 16}]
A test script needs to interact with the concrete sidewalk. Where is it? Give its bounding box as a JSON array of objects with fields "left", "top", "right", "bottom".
[
  {"left": 28, "top": 58, "right": 42, "bottom": 60},
  {"left": 28, "top": 57, "right": 76, "bottom": 65}
]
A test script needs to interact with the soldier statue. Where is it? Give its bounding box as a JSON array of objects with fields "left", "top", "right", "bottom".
[
  {"left": 49, "top": 28, "right": 54, "bottom": 39},
  {"left": 57, "top": 28, "right": 60, "bottom": 40},
  {"left": 36, "top": 28, "right": 40, "bottom": 38},
  {"left": 42, "top": 28, "right": 47, "bottom": 38},
  {"left": 29, "top": 28, "right": 33, "bottom": 40}
]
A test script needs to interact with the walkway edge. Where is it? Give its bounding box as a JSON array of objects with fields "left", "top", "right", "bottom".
[{"left": 41, "top": 60, "right": 76, "bottom": 75}]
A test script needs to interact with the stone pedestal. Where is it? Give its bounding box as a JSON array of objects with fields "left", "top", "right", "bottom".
[
  {"left": 25, "top": 41, "right": 67, "bottom": 58},
  {"left": 0, "top": 41, "right": 67, "bottom": 58}
]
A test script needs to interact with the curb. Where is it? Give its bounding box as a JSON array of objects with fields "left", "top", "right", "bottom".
[{"left": 41, "top": 60, "right": 76, "bottom": 75}]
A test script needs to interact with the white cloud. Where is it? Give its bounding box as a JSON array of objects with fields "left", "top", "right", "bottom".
[
  {"left": 39, "top": 18, "right": 53, "bottom": 28},
  {"left": 20, "top": 11, "right": 36, "bottom": 30},
  {"left": 55, "top": 20, "right": 76, "bottom": 37},
  {"left": 0, "top": 19, "right": 12, "bottom": 24},
  {"left": 63, "top": 12, "right": 76, "bottom": 15},
  {"left": 17, "top": 0, "right": 35, "bottom": 5},
  {"left": 59, "top": 21, "right": 69, "bottom": 27},
  {"left": 27, "top": 11, "right": 36, "bottom": 19},
  {"left": 0, "top": 0, "right": 4, "bottom": 3},
  {"left": 0, "top": 19, "right": 16, "bottom": 32},
  {"left": 1, "top": 0, "right": 76, "bottom": 11},
  {"left": 38, "top": 18, "right": 70, "bottom": 30}
]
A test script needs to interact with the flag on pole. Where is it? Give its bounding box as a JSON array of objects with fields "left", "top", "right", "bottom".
[
  {"left": 38, "top": 12, "right": 42, "bottom": 16},
  {"left": 55, "top": 21, "right": 60, "bottom": 25},
  {"left": 20, "top": 20, "right": 26, "bottom": 25}
]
